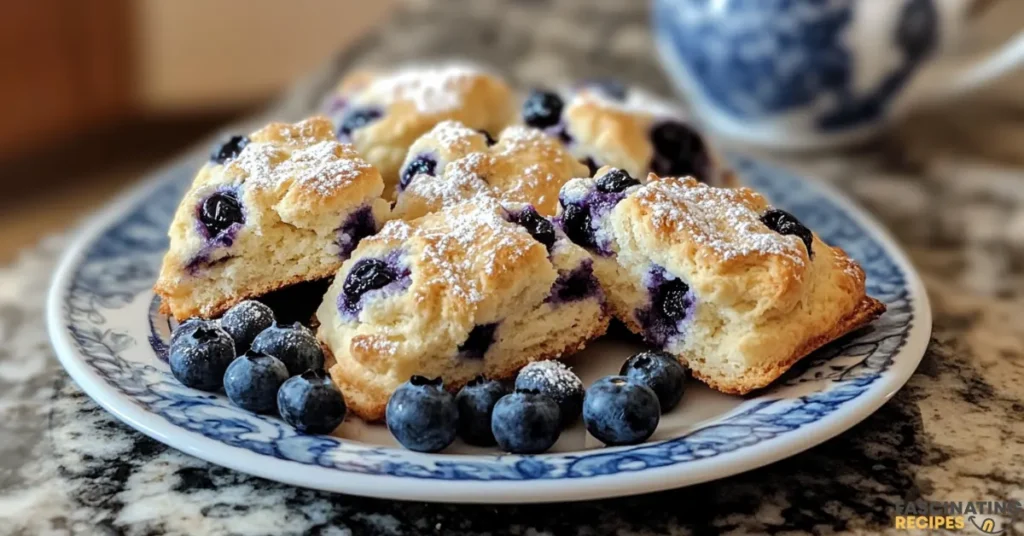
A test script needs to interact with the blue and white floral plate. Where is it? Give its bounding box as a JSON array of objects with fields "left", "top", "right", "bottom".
[{"left": 47, "top": 153, "right": 930, "bottom": 503}]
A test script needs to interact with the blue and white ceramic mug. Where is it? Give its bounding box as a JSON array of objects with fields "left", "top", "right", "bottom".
[{"left": 654, "top": 0, "right": 1024, "bottom": 149}]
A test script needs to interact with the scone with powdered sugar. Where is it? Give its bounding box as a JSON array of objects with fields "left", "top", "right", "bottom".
[
  {"left": 326, "top": 63, "right": 516, "bottom": 200},
  {"left": 521, "top": 82, "right": 733, "bottom": 185},
  {"left": 391, "top": 120, "right": 589, "bottom": 220},
  {"left": 556, "top": 166, "right": 885, "bottom": 394},
  {"left": 154, "top": 117, "right": 390, "bottom": 320},
  {"left": 315, "top": 199, "right": 609, "bottom": 421}
]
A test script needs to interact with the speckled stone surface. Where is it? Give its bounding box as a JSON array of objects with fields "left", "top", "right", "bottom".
[{"left": 3, "top": 0, "right": 1024, "bottom": 534}]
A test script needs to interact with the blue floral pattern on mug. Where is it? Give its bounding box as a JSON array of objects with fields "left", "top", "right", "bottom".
[{"left": 653, "top": 0, "right": 938, "bottom": 130}]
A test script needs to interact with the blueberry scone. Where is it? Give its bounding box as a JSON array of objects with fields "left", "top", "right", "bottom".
[
  {"left": 325, "top": 64, "right": 516, "bottom": 199},
  {"left": 521, "top": 82, "right": 733, "bottom": 185},
  {"left": 391, "top": 120, "right": 589, "bottom": 220},
  {"left": 154, "top": 117, "right": 390, "bottom": 320},
  {"left": 556, "top": 167, "right": 886, "bottom": 394},
  {"left": 315, "top": 199, "right": 609, "bottom": 421}
]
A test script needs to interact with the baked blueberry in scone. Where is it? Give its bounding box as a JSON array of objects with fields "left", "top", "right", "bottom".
[
  {"left": 325, "top": 63, "right": 516, "bottom": 200},
  {"left": 315, "top": 199, "right": 609, "bottom": 422},
  {"left": 521, "top": 83, "right": 734, "bottom": 185},
  {"left": 391, "top": 120, "right": 589, "bottom": 220},
  {"left": 154, "top": 116, "right": 391, "bottom": 321},
  {"left": 556, "top": 167, "right": 886, "bottom": 394}
]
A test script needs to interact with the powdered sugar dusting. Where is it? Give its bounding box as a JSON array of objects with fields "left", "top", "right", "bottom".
[
  {"left": 571, "top": 86, "right": 683, "bottom": 119},
  {"left": 517, "top": 360, "right": 583, "bottom": 396},
  {"left": 367, "top": 64, "right": 485, "bottom": 114},
  {"left": 640, "top": 180, "right": 807, "bottom": 265},
  {"left": 404, "top": 153, "right": 492, "bottom": 206},
  {"left": 231, "top": 140, "right": 371, "bottom": 195},
  {"left": 428, "top": 120, "right": 481, "bottom": 152},
  {"left": 417, "top": 202, "right": 534, "bottom": 304}
]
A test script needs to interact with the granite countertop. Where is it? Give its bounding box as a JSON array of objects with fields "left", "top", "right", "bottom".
[{"left": 3, "top": 0, "right": 1024, "bottom": 534}]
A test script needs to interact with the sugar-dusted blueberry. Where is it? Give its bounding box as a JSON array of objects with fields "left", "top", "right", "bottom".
[
  {"left": 386, "top": 376, "right": 458, "bottom": 453},
  {"left": 583, "top": 376, "right": 660, "bottom": 446},
  {"left": 456, "top": 376, "right": 511, "bottom": 446},
  {"left": 560, "top": 203, "right": 595, "bottom": 250},
  {"left": 342, "top": 258, "right": 397, "bottom": 303},
  {"left": 595, "top": 168, "right": 640, "bottom": 193},
  {"left": 491, "top": 390, "right": 561, "bottom": 454},
  {"left": 169, "top": 324, "right": 236, "bottom": 392},
  {"left": 210, "top": 135, "right": 249, "bottom": 164},
  {"left": 522, "top": 89, "right": 564, "bottom": 129},
  {"left": 620, "top": 351, "right": 688, "bottom": 412},
  {"left": 224, "top": 351, "right": 289, "bottom": 413},
  {"left": 515, "top": 360, "right": 584, "bottom": 428},
  {"left": 170, "top": 317, "right": 213, "bottom": 348},
  {"left": 199, "top": 191, "right": 244, "bottom": 237},
  {"left": 250, "top": 322, "right": 324, "bottom": 376},
  {"left": 512, "top": 206, "right": 556, "bottom": 250},
  {"left": 655, "top": 278, "right": 691, "bottom": 323},
  {"left": 338, "top": 108, "right": 382, "bottom": 138},
  {"left": 277, "top": 369, "right": 347, "bottom": 434},
  {"left": 760, "top": 208, "right": 814, "bottom": 258},
  {"left": 649, "top": 121, "right": 709, "bottom": 179},
  {"left": 220, "top": 300, "right": 275, "bottom": 353},
  {"left": 399, "top": 154, "right": 437, "bottom": 190}
]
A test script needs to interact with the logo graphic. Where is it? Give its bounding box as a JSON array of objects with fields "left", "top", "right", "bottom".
[{"left": 968, "top": 516, "right": 1004, "bottom": 534}]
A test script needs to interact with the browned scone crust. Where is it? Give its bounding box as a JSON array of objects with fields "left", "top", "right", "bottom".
[
  {"left": 154, "top": 117, "right": 390, "bottom": 320},
  {"left": 315, "top": 199, "right": 609, "bottom": 422},
  {"left": 558, "top": 170, "right": 886, "bottom": 395}
]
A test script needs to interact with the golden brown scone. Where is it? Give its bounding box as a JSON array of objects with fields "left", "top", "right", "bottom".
[
  {"left": 154, "top": 117, "right": 390, "bottom": 321},
  {"left": 521, "top": 83, "right": 735, "bottom": 186},
  {"left": 326, "top": 63, "right": 516, "bottom": 200},
  {"left": 315, "top": 199, "right": 610, "bottom": 422},
  {"left": 391, "top": 121, "right": 589, "bottom": 220},
  {"left": 555, "top": 167, "right": 886, "bottom": 394}
]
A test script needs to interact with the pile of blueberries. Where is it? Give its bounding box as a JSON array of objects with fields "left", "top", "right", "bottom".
[
  {"left": 386, "top": 351, "right": 689, "bottom": 454},
  {"left": 168, "top": 300, "right": 347, "bottom": 434}
]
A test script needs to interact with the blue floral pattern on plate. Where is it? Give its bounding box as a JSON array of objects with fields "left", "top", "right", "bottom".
[{"left": 56, "top": 154, "right": 916, "bottom": 482}]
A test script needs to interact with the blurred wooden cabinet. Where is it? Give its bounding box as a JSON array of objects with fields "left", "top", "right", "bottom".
[
  {"left": 0, "top": 0, "right": 394, "bottom": 159},
  {"left": 0, "top": 0, "right": 132, "bottom": 157}
]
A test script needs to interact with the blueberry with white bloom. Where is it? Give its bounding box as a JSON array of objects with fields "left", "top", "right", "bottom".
[
  {"left": 491, "top": 390, "right": 561, "bottom": 454},
  {"left": 583, "top": 376, "right": 660, "bottom": 446},
  {"left": 219, "top": 300, "right": 275, "bottom": 353},
  {"left": 224, "top": 351, "right": 288, "bottom": 413},
  {"left": 620, "top": 350, "right": 688, "bottom": 412},
  {"left": 277, "top": 369, "right": 347, "bottom": 434},
  {"left": 250, "top": 322, "right": 324, "bottom": 375},
  {"left": 168, "top": 324, "right": 235, "bottom": 392},
  {"left": 386, "top": 376, "right": 458, "bottom": 453}
]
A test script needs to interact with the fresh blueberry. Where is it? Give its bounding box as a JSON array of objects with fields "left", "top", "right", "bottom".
[
  {"left": 386, "top": 376, "right": 458, "bottom": 453},
  {"left": 760, "top": 208, "right": 814, "bottom": 258},
  {"left": 455, "top": 376, "right": 511, "bottom": 446},
  {"left": 224, "top": 351, "right": 289, "bottom": 413},
  {"left": 338, "top": 108, "right": 382, "bottom": 137},
  {"left": 170, "top": 317, "right": 213, "bottom": 347},
  {"left": 277, "top": 369, "right": 347, "bottom": 434},
  {"left": 342, "top": 258, "right": 396, "bottom": 303},
  {"left": 490, "top": 390, "right": 561, "bottom": 454},
  {"left": 522, "top": 89, "right": 564, "bottom": 129},
  {"left": 210, "top": 135, "right": 249, "bottom": 164},
  {"left": 649, "top": 121, "right": 709, "bottom": 180},
  {"left": 477, "top": 129, "right": 497, "bottom": 146},
  {"left": 583, "top": 376, "right": 660, "bottom": 446},
  {"left": 560, "top": 203, "right": 595, "bottom": 249},
  {"left": 219, "top": 300, "right": 275, "bottom": 353},
  {"left": 654, "top": 278, "right": 691, "bottom": 323},
  {"left": 199, "top": 191, "right": 244, "bottom": 237},
  {"left": 512, "top": 206, "right": 556, "bottom": 250},
  {"left": 515, "top": 361, "right": 584, "bottom": 428},
  {"left": 595, "top": 168, "right": 640, "bottom": 193},
  {"left": 168, "top": 324, "right": 236, "bottom": 392},
  {"left": 619, "top": 351, "right": 688, "bottom": 412},
  {"left": 250, "top": 322, "right": 324, "bottom": 376},
  {"left": 400, "top": 154, "right": 437, "bottom": 190}
]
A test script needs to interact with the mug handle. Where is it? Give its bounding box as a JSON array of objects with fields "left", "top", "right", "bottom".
[{"left": 919, "top": 1, "right": 1024, "bottom": 103}]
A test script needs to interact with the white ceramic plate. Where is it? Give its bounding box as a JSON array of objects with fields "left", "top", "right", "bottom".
[{"left": 47, "top": 153, "right": 930, "bottom": 503}]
